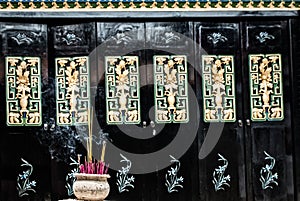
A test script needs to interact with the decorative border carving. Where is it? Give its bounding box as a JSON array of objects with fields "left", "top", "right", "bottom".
[
  {"left": 202, "top": 55, "right": 236, "bottom": 122},
  {"left": 249, "top": 54, "right": 284, "bottom": 121},
  {"left": 154, "top": 55, "right": 189, "bottom": 123},
  {"left": 6, "top": 56, "right": 42, "bottom": 126},
  {"left": 105, "top": 56, "right": 140, "bottom": 124},
  {"left": 56, "top": 56, "right": 90, "bottom": 126},
  {"left": 0, "top": 0, "right": 299, "bottom": 10}
]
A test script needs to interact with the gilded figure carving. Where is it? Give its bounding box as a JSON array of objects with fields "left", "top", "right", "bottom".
[
  {"left": 202, "top": 55, "right": 236, "bottom": 122},
  {"left": 154, "top": 55, "right": 189, "bottom": 123},
  {"left": 6, "top": 57, "right": 41, "bottom": 126},
  {"left": 56, "top": 56, "right": 90, "bottom": 125},
  {"left": 106, "top": 56, "right": 140, "bottom": 124},
  {"left": 249, "top": 54, "right": 284, "bottom": 121}
]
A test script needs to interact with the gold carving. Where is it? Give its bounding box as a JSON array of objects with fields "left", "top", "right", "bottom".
[
  {"left": 40, "top": 1, "right": 48, "bottom": 9},
  {"left": 172, "top": 1, "right": 179, "bottom": 9},
  {"left": 225, "top": 0, "right": 233, "bottom": 8},
  {"left": 249, "top": 54, "right": 284, "bottom": 121},
  {"left": 74, "top": 1, "right": 82, "bottom": 9},
  {"left": 106, "top": 56, "right": 140, "bottom": 124},
  {"left": 182, "top": 2, "right": 190, "bottom": 9},
  {"left": 85, "top": 2, "right": 93, "bottom": 9},
  {"left": 247, "top": 0, "right": 254, "bottom": 8},
  {"left": 202, "top": 55, "right": 236, "bottom": 122},
  {"left": 193, "top": 1, "right": 201, "bottom": 8},
  {"left": 56, "top": 57, "right": 90, "bottom": 125},
  {"left": 6, "top": 57, "right": 41, "bottom": 126},
  {"left": 235, "top": 0, "right": 244, "bottom": 8},
  {"left": 63, "top": 2, "right": 70, "bottom": 9},
  {"left": 150, "top": 1, "right": 157, "bottom": 8},
  {"left": 0, "top": 0, "right": 296, "bottom": 10},
  {"left": 161, "top": 1, "right": 168, "bottom": 8},
  {"left": 267, "top": 0, "right": 275, "bottom": 8},
  {"left": 52, "top": 1, "right": 59, "bottom": 9},
  {"left": 154, "top": 56, "right": 189, "bottom": 123},
  {"left": 257, "top": 0, "right": 265, "bottom": 8},
  {"left": 118, "top": 1, "right": 126, "bottom": 9},
  {"left": 215, "top": 0, "right": 222, "bottom": 8},
  {"left": 140, "top": 1, "right": 148, "bottom": 8},
  {"left": 204, "top": 0, "right": 211, "bottom": 8},
  {"left": 288, "top": 0, "right": 295, "bottom": 8},
  {"left": 18, "top": 2, "right": 25, "bottom": 9},
  {"left": 278, "top": 0, "right": 286, "bottom": 8},
  {"left": 129, "top": 2, "right": 136, "bottom": 9},
  {"left": 29, "top": 1, "right": 36, "bottom": 9},
  {"left": 107, "top": 1, "right": 115, "bottom": 8},
  {"left": 96, "top": 2, "right": 104, "bottom": 8}
]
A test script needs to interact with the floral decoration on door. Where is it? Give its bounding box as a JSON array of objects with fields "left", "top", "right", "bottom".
[
  {"left": 105, "top": 56, "right": 140, "bottom": 124},
  {"left": 6, "top": 56, "right": 42, "bottom": 126},
  {"left": 249, "top": 54, "right": 284, "bottom": 121},
  {"left": 56, "top": 56, "right": 90, "bottom": 126},
  {"left": 202, "top": 55, "right": 236, "bottom": 122},
  {"left": 154, "top": 55, "right": 189, "bottom": 123}
]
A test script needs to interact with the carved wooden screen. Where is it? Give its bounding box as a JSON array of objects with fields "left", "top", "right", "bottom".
[
  {"left": 154, "top": 55, "right": 189, "bottom": 123},
  {"left": 202, "top": 55, "right": 236, "bottom": 122},
  {"left": 105, "top": 56, "right": 140, "bottom": 124},
  {"left": 55, "top": 56, "right": 90, "bottom": 126},
  {"left": 6, "top": 56, "right": 42, "bottom": 126},
  {"left": 249, "top": 54, "right": 284, "bottom": 121}
]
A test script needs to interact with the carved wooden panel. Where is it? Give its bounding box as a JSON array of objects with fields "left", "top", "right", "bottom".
[
  {"left": 53, "top": 23, "right": 95, "bottom": 55},
  {"left": 201, "top": 27, "right": 236, "bottom": 50},
  {"left": 105, "top": 56, "right": 140, "bottom": 124},
  {"left": 56, "top": 56, "right": 90, "bottom": 126},
  {"left": 146, "top": 22, "right": 190, "bottom": 50},
  {"left": 6, "top": 56, "right": 42, "bottom": 126},
  {"left": 202, "top": 55, "right": 236, "bottom": 122},
  {"left": 154, "top": 55, "right": 188, "bottom": 123},
  {"left": 246, "top": 24, "right": 282, "bottom": 52},
  {"left": 1, "top": 24, "right": 46, "bottom": 55},
  {"left": 249, "top": 54, "right": 284, "bottom": 121},
  {"left": 97, "top": 23, "right": 144, "bottom": 52}
]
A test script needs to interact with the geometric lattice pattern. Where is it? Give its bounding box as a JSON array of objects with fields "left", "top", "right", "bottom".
[
  {"left": 56, "top": 56, "right": 90, "bottom": 126},
  {"left": 6, "top": 56, "right": 42, "bottom": 126},
  {"left": 202, "top": 55, "right": 236, "bottom": 122},
  {"left": 154, "top": 55, "right": 189, "bottom": 123},
  {"left": 249, "top": 54, "right": 284, "bottom": 121},
  {"left": 105, "top": 56, "right": 140, "bottom": 124}
]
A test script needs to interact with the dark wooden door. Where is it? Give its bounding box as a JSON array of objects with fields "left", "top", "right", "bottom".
[
  {"left": 242, "top": 20, "right": 294, "bottom": 201},
  {"left": 96, "top": 22, "right": 147, "bottom": 201},
  {"left": 196, "top": 20, "right": 293, "bottom": 201},
  {"left": 49, "top": 22, "right": 96, "bottom": 200},
  {"left": 195, "top": 21, "right": 246, "bottom": 201},
  {"left": 0, "top": 22, "right": 50, "bottom": 201},
  {"left": 96, "top": 21, "right": 199, "bottom": 201},
  {"left": 145, "top": 22, "right": 199, "bottom": 201}
]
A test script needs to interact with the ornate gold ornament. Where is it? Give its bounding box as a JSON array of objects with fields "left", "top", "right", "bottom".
[
  {"left": 249, "top": 54, "right": 284, "bottom": 121},
  {"left": 0, "top": 0, "right": 298, "bottom": 10},
  {"left": 105, "top": 56, "right": 140, "bottom": 124},
  {"left": 6, "top": 57, "right": 42, "bottom": 126},
  {"left": 202, "top": 55, "right": 236, "bottom": 122},
  {"left": 154, "top": 55, "right": 189, "bottom": 123},
  {"left": 56, "top": 57, "right": 90, "bottom": 126}
]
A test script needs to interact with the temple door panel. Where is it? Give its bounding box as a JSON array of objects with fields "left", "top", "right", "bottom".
[
  {"left": 195, "top": 22, "right": 246, "bottom": 201},
  {"left": 242, "top": 20, "right": 293, "bottom": 201}
]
